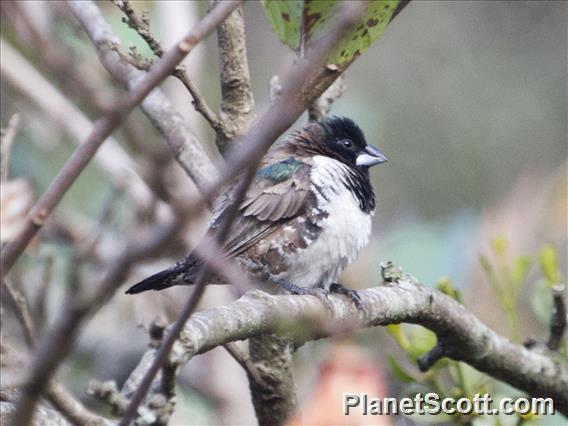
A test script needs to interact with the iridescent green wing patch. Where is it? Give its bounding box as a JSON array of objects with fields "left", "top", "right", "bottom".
[{"left": 256, "top": 158, "right": 306, "bottom": 183}]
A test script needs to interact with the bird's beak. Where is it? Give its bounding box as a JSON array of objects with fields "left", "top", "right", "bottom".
[{"left": 356, "top": 144, "right": 388, "bottom": 167}]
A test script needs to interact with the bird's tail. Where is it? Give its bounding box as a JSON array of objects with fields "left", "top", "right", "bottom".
[
  {"left": 126, "top": 259, "right": 200, "bottom": 295},
  {"left": 125, "top": 269, "right": 178, "bottom": 294}
]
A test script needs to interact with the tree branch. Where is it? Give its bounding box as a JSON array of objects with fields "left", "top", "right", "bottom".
[
  {"left": 68, "top": 0, "right": 220, "bottom": 193},
  {"left": 210, "top": 0, "right": 256, "bottom": 153},
  {"left": 121, "top": 274, "right": 568, "bottom": 416},
  {"left": 0, "top": 39, "right": 161, "bottom": 209},
  {"left": 111, "top": 0, "right": 223, "bottom": 133},
  {"left": 0, "top": 279, "right": 112, "bottom": 425},
  {"left": 248, "top": 335, "right": 297, "bottom": 425},
  {"left": 9, "top": 213, "right": 184, "bottom": 426},
  {"left": 308, "top": 74, "right": 346, "bottom": 122},
  {"left": 0, "top": 0, "right": 241, "bottom": 279}
]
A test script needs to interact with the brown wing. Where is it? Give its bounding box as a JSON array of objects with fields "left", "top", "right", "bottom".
[{"left": 211, "top": 157, "right": 312, "bottom": 258}]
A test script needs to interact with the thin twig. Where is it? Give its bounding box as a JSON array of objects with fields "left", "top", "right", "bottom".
[
  {"left": 0, "top": 0, "right": 242, "bottom": 280},
  {"left": 0, "top": 275, "right": 110, "bottom": 425},
  {"left": 76, "top": 187, "right": 122, "bottom": 259},
  {"left": 34, "top": 250, "right": 53, "bottom": 335},
  {"left": 112, "top": 0, "right": 164, "bottom": 56},
  {"left": 46, "top": 382, "right": 111, "bottom": 426},
  {"left": 68, "top": 1, "right": 221, "bottom": 193},
  {"left": 172, "top": 68, "right": 223, "bottom": 131},
  {"left": 10, "top": 212, "right": 185, "bottom": 426},
  {"left": 0, "top": 114, "right": 20, "bottom": 183},
  {"left": 112, "top": 0, "right": 223, "bottom": 132},
  {"left": 0, "top": 39, "right": 164, "bottom": 210},
  {"left": 547, "top": 284, "right": 567, "bottom": 351},
  {"left": 1, "top": 279, "right": 36, "bottom": 348}
]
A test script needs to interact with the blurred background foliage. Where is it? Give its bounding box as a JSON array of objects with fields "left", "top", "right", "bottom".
[{"left": 1, "top": 1, "right": 566, "bottom": 425}]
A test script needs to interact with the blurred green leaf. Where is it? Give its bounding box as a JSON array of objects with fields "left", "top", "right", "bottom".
[
  {"left": 261, "top": 0, "right": 399, "bottom": 65},
  {"left": 491, "top": 236, "right": 507, "bottom": 258},
  {"left": 531, "top": 279, "right": 553, "bottom": 325},
  {"left": 387, "top": 324, "right": 410, "bottom": 351},
  {"left": 436, "top": 276, "right": 462, "bottom": 303},
  {"left": 539, "top": 243, "right": 560, "bottom": 284},
  {"left": 407, "top": 327, "right": 437, "bottom": 361},
  {"left": 387, "top": 355, "right": 417, "bottom": 383},
  {"left": 512, "top": 256, "right": 531, "bottom": 287}
]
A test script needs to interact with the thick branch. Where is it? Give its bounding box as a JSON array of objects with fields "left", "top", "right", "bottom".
[
  {"left": 124, "top": 281, "right": 568, "bottom": 416},
  {"left": 210, "top": 1, "right": 256, "bottom": 153},
  {"left": 248, "top": 335, "right": 297, "bottom": 426}
]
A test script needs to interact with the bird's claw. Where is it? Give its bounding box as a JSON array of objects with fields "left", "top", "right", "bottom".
[
  {"left": 329, "top": 283, "right": 363, "bottom": 309},
  {"left": 272, "top": 278, "right": 334, "bottom": 310}
]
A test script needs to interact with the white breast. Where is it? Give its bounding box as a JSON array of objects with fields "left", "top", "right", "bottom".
[{"left": 281, "top": 156, "right": 373, "bottom": 289}]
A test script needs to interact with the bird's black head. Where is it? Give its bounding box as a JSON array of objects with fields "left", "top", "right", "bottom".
[{"left": 318, "top": 116, "right": 387, "bottom": 169}]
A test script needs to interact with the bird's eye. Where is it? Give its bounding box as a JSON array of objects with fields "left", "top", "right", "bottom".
[{"left": 341, "top": 140, "right": 353, "bottom": 149}]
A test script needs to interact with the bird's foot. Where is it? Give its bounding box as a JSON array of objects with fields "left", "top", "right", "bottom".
[
  {"left": 329, "top": 283, "right": 363, "bottom": 309},
  {"left": 272, "top": 278, "right": 332, "bottom": 310}
]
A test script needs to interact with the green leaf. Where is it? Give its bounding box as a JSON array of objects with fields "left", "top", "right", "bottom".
[
  {"left": 531, "top": 279, "right": 553, "bottom": 325},
  {"left": 479, "top": 255, "right": 494, "bottom": 280},
  {"left": 539, "top": 243, "right": 560, "bottom": 284},
  {"left": 491, "top": 235, "right": 507, "bottom": 259},
  {"left": 327, "top": 0, "right": 399, "bottom": 65},
  {"left": 436, "top": 276, "right": 461, "bottom": 303},
  {"left": 261, "top": 0, "right": 400, "bottom": 65},
  {"left": 260, "top": 1, "right": 303, "bottom": 50},
  {"left": 387, "top": 324, "right": 410, "bottom": 351},
  {"left": 407, "top": 327, "right": 437, "bottom": 361},
  {"left": 512, "top": 256, "right": 531, "bottom": 287},
  {"left": 387, "top": 355, "right": 417, "bottom": 383}
]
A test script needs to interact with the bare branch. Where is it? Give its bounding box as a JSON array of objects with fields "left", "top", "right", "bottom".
[
  {"left": 112, "top": 0, "right": 164, "bottom": 57},
  {"left": 0, "top": 39, "right": 159, "bottom": 209},
  {"left": 308, "top": 74, "right": 346, "bottom": 122},
  {"left": 248, "top": 335, "right": 297, "bottom": 425},
  {"left": 548, "top": 284, "right": 567, "bottom": 351},
  {"left": 112, "top": 0, "right": 223, "bottom": 131},
  {"left": 210, "top": 1, "right": 256, "bottom": 153},
  {"left": 10, "top": 213, "right": 184, "bottom": 426},
  {"left": 1, "top": 279, "right": 36, "bottom": 348},
  {"left": 123, "top": 276, "right": 568, "bottom": 416},
  {"left": 45, "top": 382, "right": 111, "bottom": 426},
  {"left": 0, "top": 279, "right": 112, "bottom": 425},
  {"left": 0, "top": 0, "right": 241, "bottom": 279},
  {"left": 0, "top": 114, "right": 20, "bottom": 183},
  {"left": 68, "top": 0, "right": 221, "bottom": 193},
  {"left": 87, "top": 380, "right": 129, "bottom": 416}
]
